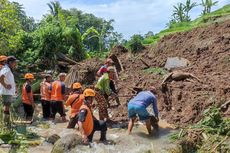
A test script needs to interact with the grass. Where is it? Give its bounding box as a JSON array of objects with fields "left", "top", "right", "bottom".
[
  {"left": 169, "top": 106, "right": 230, "bottom": 152},
  {"left": 143, "top": 4, "right": 230, "bottom": 45},
  {"left": 143, "top": 67, "right": 168, "bottom": 76}
]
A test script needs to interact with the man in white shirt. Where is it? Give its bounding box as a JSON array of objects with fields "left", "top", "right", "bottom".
[{"left": 0, "top": 56, "right": 17, "bottom": 124}]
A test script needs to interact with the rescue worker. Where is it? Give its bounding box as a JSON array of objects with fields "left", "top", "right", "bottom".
[
  {"left": 22, "top": 73, "right": 35, "bottom": 121},
  {"left": 127, "top": 86, "right": 159, "bottom": 135},
  {"left": 66, "top": 82, "right": 84, "bottom": 128},
  {"left": 78, "top": 88, "right": 107, "bottom": 144},
  {"left": 0, "top": 56, "right": 17, "bottom": 124},
  {"left": 95, "top": 66, "right": 117, "bottom": 120},
  {"left": 96, "top": 58, "right": 113, "bottom": 77},
  {"left": 97, "top": 58, "right": 120, "bottom": 106},
  {"left": 50, "top": 73, "right": 67, "bottom": 122},
  {"left": 40, "top": 74, "right": 52, "bottom": 119},
  {"left": 0, "top": 55, "right": 7, "bottom": 70}
]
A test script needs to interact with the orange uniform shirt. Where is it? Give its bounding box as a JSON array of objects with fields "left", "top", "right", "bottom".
[
  {"left": 22, "top": 82, "right": 34, "bottom": 105},
  {"left": 79, "top": 104, "right": 94, "bottom": 136},
  {"left": 40, "top": 81, "right": 51, "bottom": 101},
  {"left": 66, "top": 93, "right": 84, "bottom": 118},
  {"left": 50, "top": 80, "right": 65, "bottom": 101}
]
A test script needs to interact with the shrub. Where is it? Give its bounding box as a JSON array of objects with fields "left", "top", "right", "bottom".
[{"left": 128, "top": 35, "right": 144, "bottom": 53}]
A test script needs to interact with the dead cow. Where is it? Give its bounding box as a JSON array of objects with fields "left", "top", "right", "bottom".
[{"left": 161, "top": 71, "right": 201, "bottom": 85}]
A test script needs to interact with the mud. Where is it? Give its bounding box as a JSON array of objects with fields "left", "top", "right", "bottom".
[{"left": 68, "top": 20, "right": 230, "bottom": 127}]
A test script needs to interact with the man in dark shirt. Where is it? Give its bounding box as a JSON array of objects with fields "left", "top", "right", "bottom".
[{"left": 78, "top": 89, "right": 107, "bottom": 144}]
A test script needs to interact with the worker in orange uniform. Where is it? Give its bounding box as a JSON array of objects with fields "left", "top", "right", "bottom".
[
  {"left": 66, "top": 82, "right": 84, "bottom": 128},
  {"left": 22, "top": 73, "right": 35, "bottom": 121},
  {"left": 0, "top": 55, "right": 7, "bottom": 70},
  {"left": 50, "top": 73, "right": 67, "bottom": 122},
  {"left": 78, "top": 89, "right": 107, "bottom": 144},
  {"left": 40, "top": 74, "right": 52, "bottom": 119}
]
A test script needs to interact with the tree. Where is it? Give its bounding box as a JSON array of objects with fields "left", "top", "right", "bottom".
[
  {"left": 47, "top": 1, "right": 61, "bottom": 17},
  {"left": 184, "top": 0, "right": 197, "bottom": 21},
  {"left": 128, "top": 34, "right": 144, "bottom": 53},
  {"left": 12, "top": 2, "right": 37, "bottom": 32},
  {"left": 0, "top": 0, "right": 21, "bottom": 53},
  {"left": 67, "top": 8, "right": 121, "bottom": 52},
  {"left": 201, "top": 0, "right": 218, "bottom": 15},
  {"left": 167, "top": 0, "right": 197, "bottom": 27},
  {"left": 173, "top": 3, "right": 186, "bottom": 22},
  {"left": 144, "top": 31, "right": 154, "bottom": 38}
]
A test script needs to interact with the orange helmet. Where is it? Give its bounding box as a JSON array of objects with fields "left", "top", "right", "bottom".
[
  {"left": 83, "top": 89, "right": 95, "bottom": 97},
  {"left": 72, "top": 82, "right": 82, "bottom": 89},
  {"left": 24, "top": 73, "right": 35, "bottom": 79},
  {"left": 0, "top": 55, "right": 7, "bottom": 62}
]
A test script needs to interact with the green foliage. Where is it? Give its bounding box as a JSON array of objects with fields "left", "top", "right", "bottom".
[
  {"left": 0, "top": 0, "right": 21, "bottom": 53},
  {"left": 169, "top": 0, "right": 197, "bottom": 25},
  {"left": 0, "top": 127, "right": 41, "bottom": 153},
  {"left": 143, "top": 4, "right": 230, "bottom": 46},
  {"left": 201, "top": 0, "right": 218, "bottom": 15},
  {"left": 196, "top": 107, "right": 230, "bottom": 135},
  {"left": 0, "top": 0, "right": 121, "bottom": 72},
  {"left": 143, "top": 67, "right": 168, "bottom": 76},
  {"left": 171, "top": 106, "right": 230, "bottom": 152},
  {"left": 87, "top": 51, "right": 110, "bottom": 59},
  {"left": 127, "top": 34, "right": 144, "bottom": 53},
  {"left": 142, "top": 35, "right": 160, "bottom": 45}
]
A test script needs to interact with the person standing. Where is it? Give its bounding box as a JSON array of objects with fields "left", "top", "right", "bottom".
[
  {"left": 40, "top": 74, "right": 52, "bottom": 119},
  {"left": 127, "top": 86, "right": 159, "bottom": 135},
  {"left": 0, "top": 55, "right": 7, "bottom": 70},
  {"left": 96, "top": 58, "right": 114, "bottom": 77},
  {"left": 0, "top": 56, "right": 17, "bottom": 124},
  {"left": 95, "top": 66, "right": 117, "bottom": 120},
  {"left": 50, "top": 73, "right": 67, "bottom": 122},
  {"left": 66, "top": 82, "right": 84, "bottom": 128},
  {"left": 97, "top": 58, "right": 120, "bottom": 106},
  {"left": 78, "top": 88, "right": 107, "bottom": 144},
  {"left": 22, "top": 73, "right": 35, "bottom": 121}
]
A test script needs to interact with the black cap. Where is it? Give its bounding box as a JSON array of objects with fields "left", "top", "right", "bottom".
[{"left": 7, "top": 56, "right": 19, "bottom": 63}]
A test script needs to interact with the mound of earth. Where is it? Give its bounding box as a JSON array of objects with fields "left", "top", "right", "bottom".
[{"left": 67, "top": 20, "right": 230, "bottom": 127}]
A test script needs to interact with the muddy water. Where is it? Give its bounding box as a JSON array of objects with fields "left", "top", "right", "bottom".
[
  {"left": 2, "top": 104, "right": 177, "bottom": 153},
  {"left": 75, "top": 120, "right": 176, "bottom": 153},
  {"left": 27, "top": 119, "right": 177, "bottom": 153}
]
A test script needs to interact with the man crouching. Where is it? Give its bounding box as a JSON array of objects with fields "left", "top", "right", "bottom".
[{"left": 78, "top": 88, "right": 107, "bottom": 144}]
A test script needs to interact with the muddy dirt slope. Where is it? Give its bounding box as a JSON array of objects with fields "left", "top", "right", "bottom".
[{"left": 68, "top": 20, "right": 230, "bottom": 127}]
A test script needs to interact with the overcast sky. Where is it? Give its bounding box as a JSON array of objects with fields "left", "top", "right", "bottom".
[{"left": 10, "top": 0, "right": 229, "bottom": 38}]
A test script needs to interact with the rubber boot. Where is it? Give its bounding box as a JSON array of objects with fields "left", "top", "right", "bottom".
[{"left": 99, "top": 131, "right": 107, "bottom": 142}]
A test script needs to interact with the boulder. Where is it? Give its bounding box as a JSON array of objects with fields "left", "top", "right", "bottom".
[
  {"left": 47, "top": 134, "right": 60, "bottom": 144},
  {"left": 51, "top": 133, "right": 81, "bottom": 153},
  {"left": 164, "top": 57, "right": 190, "bottom": 70}
]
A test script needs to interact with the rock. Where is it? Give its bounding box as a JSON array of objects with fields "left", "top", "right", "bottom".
[
  {"left": 51, "top": 133, "right": 82, "bottom": 153},
  {"left": 164, "top": 57, "right": 190, "bottom": 70},
  {"left": 47, "top": 134, "right": 60, "bottom": 144}
]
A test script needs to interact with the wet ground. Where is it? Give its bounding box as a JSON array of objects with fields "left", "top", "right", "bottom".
[
  {"left": 27, "top": 118, "right": 177, "bottom": 153},
  {"left": 0, "top": 104, "right": 177, "bottom": 153}
]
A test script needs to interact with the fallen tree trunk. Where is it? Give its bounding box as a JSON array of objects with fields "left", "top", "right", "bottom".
[{"left": 56, "top": 52, "right": 81, "bottom": 65}]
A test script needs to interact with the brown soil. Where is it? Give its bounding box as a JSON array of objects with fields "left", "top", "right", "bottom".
[{"left": 68, "top": 20, "right": 230, "bottom": 127}]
